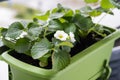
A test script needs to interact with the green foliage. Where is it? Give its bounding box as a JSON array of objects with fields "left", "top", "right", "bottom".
[
  {"left": 0, "top": 1, "right": 118, "bottom": 72},
  {"left": 64, "top": 23, "right": 76, "bottom": 33},
  {"left": 15, "top": 38, "right": 31, "bottom": 53},
  {"left": 100, "top": 0, "right": 115, "bottom": 9},
  {"left": 89, "top": 10, "right": 102, "bottom": 17},
  {"left": 52, "top": 50, "right": 70, "bottom": 71},
  {"left": 80, "top": 6, "right": 103, "bottom": 17},
  {"left": 5, "top": 22, "right": 24, "bottom": 39},
  {"left": 84, "top": 0, "right": 98, "bottom": 3},
  {"left": 27, "top": 22, "right": 42, "bottom": 41},
  {"left": 48, "top": 20, "right": 63, "bottom": 31},
  {"left": 39, "top": 53, "right": 51, "bottom": 67},
  {"left": 57, "top": 42, "right": 73, "bottom": 48},
  {"left": 0, "top": 28, "right": 7, "bottom": 37},
  {"left": 72, "top": 14, "right": 94, "bottom": 31},
  {"left": 35, "top": 11, "right": 50, "bottom": 20},
  {"left": 110, "top": 0, "right": 120, "bottom": 9},
  {"left": 2, "top": 38, "right": 15, "bottom": 49},
  {"left": 31, "top": 38, "right": 52, "bottom": 59}
]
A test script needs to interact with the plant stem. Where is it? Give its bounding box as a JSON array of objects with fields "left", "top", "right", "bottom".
[{"left": 43, "top": 27, "right": 48, "bottom": 38}]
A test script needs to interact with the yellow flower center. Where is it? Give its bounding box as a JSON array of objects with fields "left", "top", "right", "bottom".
[{"left": 58, "top": 34, "right": 63, "bottom": 38}]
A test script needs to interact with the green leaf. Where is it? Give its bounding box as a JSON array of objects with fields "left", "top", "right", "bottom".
[
  {"left": 110, "top": 0, "right": 120, "bottom": 9},
  {"left": 5, "top": 22, "right": 24, "bottom": 39},
  {"left": 62, "top": 46, "right": 71, "bottom": 53},
  {"left": 78, "top": 29, "right": 88, "bottom": 38},
  {"left": 80, "top": 6, "right": 93, "bottom": 17},
  {"left": 80, "top": 6, "right": 101, "bottom": 17},
  {"left": 54, "top": 4, "right": 66, "bottom": 13},
  {"left": 0, "top": 28, "right": 8, "bottom": 37},
  {"left": 27, "top": 22, "right": 42, "bottom": 40},
  {"left": 50, "top": 13, "right": 65, "bottom": 19},
  {"left": 51, "top": 4, "right": 73, "bottom": 18},
  {"left": 93, "top": 30, "right": 107, "bottom": 37},
  {"left": 57, "top": 3, "right": 64, "bottom": 10},
  {"left": 31, "top": 38, "right": 52, "bottom": 59},
  {"left": 48, "top": 20, "right": 63, "bottom": 31},
  {"left": 20, "top": 21, "right": 29, "bottom": 29},
  {"left": 72, "top": 14, "right": 94, "bottom": 31},
  {"left": 27, "top": 27, "right": 42, "bottom": 41},
  {"left": 34, "top": 10, "right": 50, "bottom": 21},
  {"left": 100, "top": 0, "right": 115, "bottom": 9},
  {"left": 52, "top": 50, "right": 70, "bottom": 71},
  {"left": 75, "top": 10, "right": 81, "bottom": 14},
  {"left": 89, "top": 10, "right": 102, "bottom": 17},
  {"left": 15, "top": 38, "right": 31, "bottom": 53},
  {"left": 39, "top": 53, "right": 51, "bottom": 67},
  {"left": 96, "top": 7, "right": 114, "bottom": 15},
  {"left": 27, "top": 22, "right": 40, "bottom": 29},
  {"left": 57, "top": 42, "right": 73, "bottom": 48},
  {"left": 64, "top": 23, "right": 76, "bottom": 33},
  {"left": 52, "top": 38, "right": 61, "bottom": 45},
  {"left": 59, "top": 18, "right": 67, "bottom": 23},
  {"left": 64, "top": 9, "right": 74, "bottom": 17},
  {"left": 2, "top": 38, "right": 15, "bottom": 49},
  {"left": 84, "top": 0, "right": 98, "bottom": 3},
  {"left": 51, "top": 8, "right": 58, "bottom": 13}
]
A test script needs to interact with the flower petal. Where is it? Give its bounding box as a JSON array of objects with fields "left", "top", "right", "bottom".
[{"left": 54, "top": 30, "right": 68, "bottom": 41}]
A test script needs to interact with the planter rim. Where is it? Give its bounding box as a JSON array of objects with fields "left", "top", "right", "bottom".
[
  {"left": 1, "top": 28, "right": 120, "bottom": 78},
  {"left": 1, "top": 51, "right": 56, "bottom": 79}
]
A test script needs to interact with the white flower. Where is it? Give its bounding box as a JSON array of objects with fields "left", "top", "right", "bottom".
[
  {"left": 69, "top": 32, "right": 76, "bottom": 43},
  {"left": 54, "top": 30, "right": 68, "bottom": 41},
  {"left": 16, "top": 31, "right": 27, "bottom": 39}
]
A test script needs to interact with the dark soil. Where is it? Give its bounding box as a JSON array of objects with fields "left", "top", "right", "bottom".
[
  {"left": 9, "top": 50, "right": 40, "bottom": 67},
  {"left": 70, "top": 32, "right": 102, "bottom": 56},
  {"left": 9, "top": 50, "right": 52, "bottom": 69}
]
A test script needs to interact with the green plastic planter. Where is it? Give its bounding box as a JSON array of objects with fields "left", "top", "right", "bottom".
[{"left": 1, "top": 28, "right": 120, "bottom": 80}]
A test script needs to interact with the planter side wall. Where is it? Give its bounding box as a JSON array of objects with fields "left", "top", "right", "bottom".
[
  {"left": 10, "top": 66, "right": 49, "bottom": 80},
  {"left": 52, "top": 41, "right": 114, "bottom": 80},
  {"left": 7, "top": 40, "right": 115, "bottom": 80}
]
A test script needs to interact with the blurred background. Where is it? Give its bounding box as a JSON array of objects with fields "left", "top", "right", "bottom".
[
  {"left": 0, "top": 0, "right": 120, "bottom": 29},
  {"left": 0, "top": 0, "right": 88, "bottom": 27}
]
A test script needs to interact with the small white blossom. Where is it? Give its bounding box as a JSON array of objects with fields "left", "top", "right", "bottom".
[
  {"left": 69, "top": 32, "right": 76, "bottom": 43},
  {"left": 54, "top": 30, "right": 68, "bottom": 41}
]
